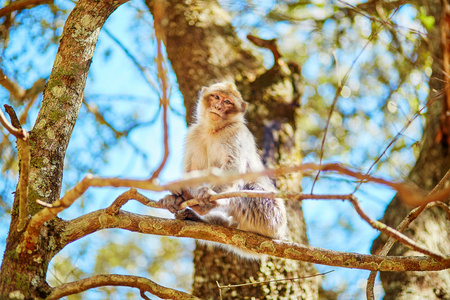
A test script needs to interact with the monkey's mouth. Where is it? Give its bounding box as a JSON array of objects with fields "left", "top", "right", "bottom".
[{"left": 209, "top": 111, "right": 222, "bottom": 118}]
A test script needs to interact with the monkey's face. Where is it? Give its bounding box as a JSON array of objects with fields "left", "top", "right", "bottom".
[
  {"left": 196, "top": 82, "right": 248, "bottom": 125},
  {"left": 206, "top": 92, "right": 238, "bottom": 122}
]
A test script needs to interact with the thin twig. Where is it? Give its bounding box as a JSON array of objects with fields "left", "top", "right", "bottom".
[
  {"left": 105, "top": 188, "right": 156, "bottom": 215},
  {"left": 150, "top": 0, "right": 170, "bottom": 180},
  {"left": 348, "top": 195, "right": 445, "bottom": 261},
  {"left": 217, "top": 270, "right": 333, "bottom": 290},
  {"left": 102, "top": 28, "right": 159, "bottom": 93},
  {"left": 311, "top": 3, "right": 403, "bottom": 192},
  {"left": 353, "top": 93, "right": 440, "bottom": 194}
]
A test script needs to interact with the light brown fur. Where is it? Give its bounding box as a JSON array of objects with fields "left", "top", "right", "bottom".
[{"left": 159, "top": 82, "right": 287, "bottom": 258}]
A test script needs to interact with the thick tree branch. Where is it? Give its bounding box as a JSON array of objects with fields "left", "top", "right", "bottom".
[
  {"left": 47, "top": 274, "right": 199, "bottom": 300},
  {"left": 180, "top": 192, "right": 445, "bottom": 260},
  {"left": 61, "top": 209, "right": 450, "bottom": 272},
  {"left": 25, "top": 162, "right": 446, "bottom": 250}
]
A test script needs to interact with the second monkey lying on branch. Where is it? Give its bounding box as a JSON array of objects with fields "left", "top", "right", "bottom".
[{"left": 159, "top": 82, "right": 287, "bottom": 258}]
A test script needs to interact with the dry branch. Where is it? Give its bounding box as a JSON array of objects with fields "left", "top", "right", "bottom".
[
  {"left": 0, "top": 0, "right": 52, "bottom": 18},
  {"left": 0, "top": 105, "right": 28, "bottom": 140},
  {"left": 366, "top": 169, "right": 450, "bottom": 299},
  {"left": 105, "top": 188, "right": 157, "bottom": 215},
  {"left": 0, "top": 105, "right": 30, "bottom": 231},
  {"left": 150, "top": 0, "right": 170, "bottom": 180},
  {"left": 47, "top": 274, "right": 199, "bottom": 300},
  {"left": 62, "top": 209, "right": 450, "bottom": 272}
]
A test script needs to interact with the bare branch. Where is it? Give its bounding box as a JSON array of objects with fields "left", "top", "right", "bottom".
[
  {"left": 0, "top": 69, "right": 46, "bottom": 102},
  {"left": 217, "top": 270, "right": 333, "bottom": 289},
  {"left": 0, "top": 69, "right": 25, "bottom": 99},
  {"left": 47, "top": 274, "right": 199, "bottom": 300},
  {"left": 82, "top": 100, "right": 125, "bottom": 138},
  {"left": 0, "top": 105, "right": 28, "bottom": 140},
  {"left": 105, "top": 188, "right": 157, "bottom": 215},
  {"left": 247, "top": 34, "right": 281, "bottom": 66},
  {"left": 353, "top": 93, "right": 439, "bottom": 194},
  {"left": 348, "top": 196, "right": 445, "bottom": 261},
  {"left": 0, "top": 0, "right": 52, "bottom": 18},
  {"left": 150, "top": 0, "right": 170, "bottom": 180},
  {"left": 367, "top": 169, "right": 450, "bottom": 299},
  {"left": 180, "top": 191, "right": 354, "bottom": 208},
  {"left": 62, "top": 209, "right": 450, "bottom": 272},
  {"left": 102, "top": 27, "right": 160, "bottom": 93},
  {"left": 311, "top": 3, "right": 404, "bottom": 192}
]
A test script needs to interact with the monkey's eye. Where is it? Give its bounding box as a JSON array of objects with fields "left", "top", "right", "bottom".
[
  {"left": 224, "top": 99, "right": 233, "bottom": 105},
  {"left": 214, "top": 94, "right": 220, "bottom": 100}
]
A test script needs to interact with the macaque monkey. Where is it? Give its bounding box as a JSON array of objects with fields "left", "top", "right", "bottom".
[{"left": 159, "top": 82, "right": 287, "bottom": 257}]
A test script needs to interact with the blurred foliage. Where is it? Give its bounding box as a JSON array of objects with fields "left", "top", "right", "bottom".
[{"left": 0, "top": 0, "right": 438, "bottom": 298}]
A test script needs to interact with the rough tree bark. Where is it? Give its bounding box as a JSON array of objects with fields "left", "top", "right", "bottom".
[
  {"left": 372, "top": 0, "right": 450, "bottom": 299},
  {"left": 146, "top": 0, "right": 319, "bottom": 299},
  {"left": 0, "top": 0, "right": 128, "bottom": 298}
]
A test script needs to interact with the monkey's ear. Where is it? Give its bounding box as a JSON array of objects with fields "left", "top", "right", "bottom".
[
  {"left": 241, "top": 101, "right": 248, "bottom": 112},
  {"left": 225, "top": 82, "right": 235, "bottom": 89},
  {"left": 199, "top": 86, "right": 209, "bottom": 98}
]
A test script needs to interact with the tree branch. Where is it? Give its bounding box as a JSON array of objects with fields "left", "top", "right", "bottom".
[
  {"left": 16, "top": 137, "right": 30, "bottom": 232},
  {"left": 0, "top": 105, "right": 28, "bottom": 140},
  {"left": 0, "top": 105, "right": 30, "bottom": 231},
  {"left": 25, "top": 162, "right": 445, "bottom": 249},
  {"left": 179, "top": 191, "right": 445, "bottom": 260},
  {"left": 61, "top": 209, "right": 450, "bottom": 272},
  {"left": 47, "top": 274, "right": 199, "bottom": 300},
  {"left": 0, "top": 0, "right": 52, "bottom": 18},
  {"left": 366, "top": 168, "right": 450, "bottom": 299},
  {"left": 150, "top": 0, "right": 170, "bottom": 180},
  {"left": 105, "top": 188, "right": 156, "bottom": 215},
  {"left": 0, "top": 69, "right": 46, "bottom": 102}
]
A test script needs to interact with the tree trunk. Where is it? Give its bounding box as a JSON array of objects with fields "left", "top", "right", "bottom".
[
  {"left": 146, "top": 0, "right": 319, "bottom": 299},
  {"left": 372, "top": 1, "right": 450, "bottom": 298},
  {"left": 0, "top": 0, "right": 127, "bottom": 298}
]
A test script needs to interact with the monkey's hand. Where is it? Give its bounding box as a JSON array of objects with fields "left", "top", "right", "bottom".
[
  {"left": 191, "top": 186, "right": 218, "bottom": 215},
  {"left": 175, "top": 208, "right": 203, "bottom": 222},
  {"left": 158, "top": 194, "right": 184, "bottom": 213}
]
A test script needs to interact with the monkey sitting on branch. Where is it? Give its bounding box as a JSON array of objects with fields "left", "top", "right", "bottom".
[{"left": 159, "top": 82, "right": 287, "bottom": 258}]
